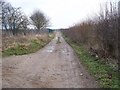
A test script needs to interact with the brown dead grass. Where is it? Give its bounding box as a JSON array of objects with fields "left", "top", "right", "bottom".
[{"left": 2, "top": 34, "right": 50, "bottom": 51}]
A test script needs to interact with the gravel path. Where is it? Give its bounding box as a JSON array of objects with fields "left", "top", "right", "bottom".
[{"left": 2, "top": 32, "right": 99, "bottom": 88}]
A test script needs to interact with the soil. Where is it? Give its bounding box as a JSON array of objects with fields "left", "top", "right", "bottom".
[{"left": 2, "top": 32, "right": 99, "bottom": 88}]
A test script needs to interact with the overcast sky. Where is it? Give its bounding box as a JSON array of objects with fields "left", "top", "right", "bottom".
[{"left": 7, "top": 0, "right": 119, "bottom": 29}]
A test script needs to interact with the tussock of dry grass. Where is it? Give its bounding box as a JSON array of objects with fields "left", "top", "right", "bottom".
[
  {"left": 2, "top": 34, "right": 49, "bottom": 51},
  {"left": 2, "top": 34, "right": 54, "bottom": 57}
]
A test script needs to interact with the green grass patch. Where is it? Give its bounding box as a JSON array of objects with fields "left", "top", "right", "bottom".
[
  {"left": 64, "top": 36, "right": 119, "bottom": 88},
  {"left": 2, "top": 34, "right": 54, "bottom": 57},
  {"left": 2, "top": 39, "right": 45, "bottom": 57}
]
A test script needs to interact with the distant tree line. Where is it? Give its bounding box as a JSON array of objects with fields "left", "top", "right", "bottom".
[
  {"left": 0, "top": 0, "right": 49, "bottom": 36},
  {"left": 63, "top": 2, "right": 119, "bottom": 63}
]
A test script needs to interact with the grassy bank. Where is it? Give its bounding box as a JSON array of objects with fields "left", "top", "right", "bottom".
[
  {"left": 2, "top": 34, "right": 54, "bottom": 57},
  {"left": 64, "top": 35, "right": 119, "bottom": 88}
]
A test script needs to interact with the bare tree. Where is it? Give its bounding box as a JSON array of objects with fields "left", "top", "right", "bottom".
[
  {"left": 30, "top": 10, "right": 49, "bottom": 33},
  {"left": 1, "top": 0, "right": 29, "bottom": 36}
]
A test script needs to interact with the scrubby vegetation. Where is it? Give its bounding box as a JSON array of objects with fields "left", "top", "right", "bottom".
[
  {"left": 63, "top": 2, "right": 119, "bottom": 66},
  {"left": 64, "top": 36, "right": 119, "bottom": 88},
  {"left": 62, "top": 2, "right": 119, "bottom": 88},
  {"left": 2, "top": 34, "right": 54, "bottom": 57}
]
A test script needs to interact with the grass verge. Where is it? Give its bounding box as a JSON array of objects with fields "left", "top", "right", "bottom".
[
  {"left": 64, "top": 35, "right": 119, "bottom": 88},
  {"left": 2, "top": 34, "right": 54, "bottom": 57}
]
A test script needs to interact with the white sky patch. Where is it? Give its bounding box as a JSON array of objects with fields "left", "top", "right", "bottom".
[{"left": 7, "top": 0, "right": 119, "bottom": 29}]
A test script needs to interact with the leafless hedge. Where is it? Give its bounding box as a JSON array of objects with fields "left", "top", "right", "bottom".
[{"left": 63, "top": 2, "right": 119, "bottom": 63}]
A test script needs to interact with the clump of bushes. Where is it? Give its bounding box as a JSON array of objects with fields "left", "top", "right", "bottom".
[{"left": 63, "top": 2, "right": 119, "bottom": 64}]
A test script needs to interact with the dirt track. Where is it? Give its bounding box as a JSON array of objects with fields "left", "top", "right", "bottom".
[{"left": 2, "top": 32, "right": 99, "bottom": 88}]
